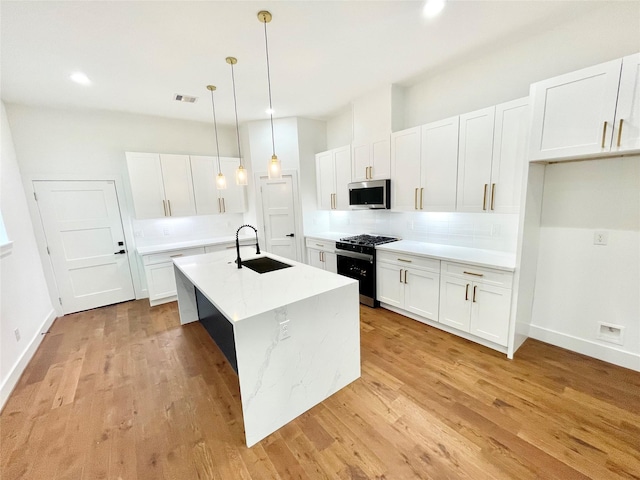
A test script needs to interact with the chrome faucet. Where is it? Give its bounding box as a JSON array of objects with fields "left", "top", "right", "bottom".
[{"left": 236, "top": 224, "right": 260, "bottom": 269}]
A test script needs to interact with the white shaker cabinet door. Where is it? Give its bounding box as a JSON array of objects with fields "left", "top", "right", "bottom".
[
  {"left": 333, "top": 146, "right": 352, "bottom": 210},
  {"left": 307, "top": 248, "right": 324, "bottom": 269},
  {"left": 456, "top": 107, "right": 495, "bottom": 213},
  {"left": 352, "top": 143, "right": 370, "bottom": 182},
  {"left": 439, "top": 275, "right": 471, "bottom": 332},
  {"left": 324, "top": 251, "right": 338, "bottom": 274},
  {"left": 191, "top": 155, "right": 221, "bottom": 215},
  {"left": 613, "top": 53, "right": 640, "bottom": 152},
  {"left": 421, "top": 116, "right": 459, "bottom": 212},
  {"left": 469, "top": 283, "right": 511, "bottom": 347},
  {"left": 528, "top": 58, "right": 622, "bottom": 161},
  {"left": 146, "top": 262, "right": 178, "bottom": 304},
  {"left": 219, "top": 157, "right": 247, "bottom": 214},
  {"left": 490, "top": 98, "right": 529, "bottom": 214},
  {"left": 377, "top": 262, "right": 403, "bottom": 308},
  {"left": 403, "top": 269, "right": 440, "bottom": 321},
  {"left": 371, "top": 138, "right": 391, "bottom": 180},
  {"left": 159, "top": 154, "right": 196, "bottom": 217},
  {"left": 391, "top": 126, "right": 421, "bottom": 211},
  {"left": 126, "top": 152, "right": 166, "bottom": 219},
  {"left": 316, "top": 151, "right": 335, "bottom": 210}
]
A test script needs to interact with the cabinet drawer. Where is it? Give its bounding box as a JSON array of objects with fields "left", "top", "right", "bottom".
[
  {"left": 305, "top": 238, "right": 336, "bottom": 252},
  {"left": 377, "top": 251, "right": 440, "bottom": 273},
  {"left": 143, "top": 247, "right": 205, "bottom": 265},
  {"left": 204, "top": 239, "right": 254, "bottom": 254},
  {"left": 441, "top": 261, "right": 513, "bottom": 288}
]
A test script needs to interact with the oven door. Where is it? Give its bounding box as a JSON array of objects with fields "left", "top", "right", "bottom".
[{"left": 336, "top": 250, "right": 376, "bottom": 307}]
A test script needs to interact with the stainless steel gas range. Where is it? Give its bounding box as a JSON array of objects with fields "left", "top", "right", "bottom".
[{"left": 335, "top": 234, "right": 399, "bottom": 307}]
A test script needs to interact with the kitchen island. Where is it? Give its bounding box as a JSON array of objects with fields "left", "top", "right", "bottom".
[{"left": 173, "top": 249, "right": 360, "bottom": 447}]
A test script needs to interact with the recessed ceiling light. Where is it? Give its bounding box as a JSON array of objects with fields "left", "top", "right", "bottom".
[
  {"left": 70, "top": 72, "right": 91, "bottom": 85},
  {"left": 423, "top": 0, "right": 446, "bottom": 18}
]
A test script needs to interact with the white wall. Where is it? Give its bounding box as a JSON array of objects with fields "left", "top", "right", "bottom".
[
  {"left": 5, "top": 104, "right": 241, "bottom": 298},
  {"left": 0, "top": 102, "right": 56, "bottom": 409},
  {"left": 403, "top": 3, "right": 640, "bottom": 127},
  {"left": 530, "top": 157, "right": 640, "bottom": 370},
  {"left": 326, "top": 107, "right": 352, "bottom": 150}
]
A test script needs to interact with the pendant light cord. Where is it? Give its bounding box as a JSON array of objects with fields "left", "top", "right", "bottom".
[
  {"left": 229, "top": 62, "right": 243, "bottom": 164},
  {"left": 209, "top": 89, "right": 222, "bottom": 174},
  {"left": 263, "top": 18, "right": 276, "bottom": 157}
]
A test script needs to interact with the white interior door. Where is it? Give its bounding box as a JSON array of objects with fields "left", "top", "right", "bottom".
[
  {"left": 259, "top": 175, "right": 298, "bottom": 262},
  {"left": 34, "top": 180, "right": 135, "bottom": 314}
]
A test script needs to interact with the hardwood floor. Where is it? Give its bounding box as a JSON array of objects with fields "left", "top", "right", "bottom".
[{"left": 1, "top": 299, "right": 639, "bottom": 479}]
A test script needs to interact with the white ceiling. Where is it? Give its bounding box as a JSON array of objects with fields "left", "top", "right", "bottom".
[{"left": 1, "top": 1, "right": 604, "bottom": 126}]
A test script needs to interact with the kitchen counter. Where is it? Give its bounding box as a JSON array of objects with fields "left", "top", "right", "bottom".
[
  {"left": 173, "top": 249, "right": 360, "bottom": 447},
  {"left": 303, "top": 231, "right": 351, "bottom": 242},
  {"left": 376, "top": 240, "right": 516, "bottom": 271},
  {"left": 136, "top": 234, "right": 256, "bottom": 255}
]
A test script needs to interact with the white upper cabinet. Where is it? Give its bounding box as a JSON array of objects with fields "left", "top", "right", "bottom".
[
  {"left": 352, "top": 138, "right": 391, "bottom": 181},
  {"left": 191, "top": 156, "right": 247, "bottom": 215},
  {"left": 421, "top": 116, "right": 459, "bottom": 212},
  {"left": 529, "top": 58, "right": 624, "bottom": 161},
  {"left": 457, "top": 106, "right": 496, "bottom": 213},
  {"left": 490, "top": 98, "right": 530, "bottom": 213},
  {"left": 613, "top": 53, "right": 640, "bottom": 152},
  {"left": 315, "top": 146, "right": 351, "bottom": 210},
  {"left": 391, "top": 126, "right": 421, "bottom": 210},
  {"left": 126, "top": 152, "right": 196, "bottom": 219}
]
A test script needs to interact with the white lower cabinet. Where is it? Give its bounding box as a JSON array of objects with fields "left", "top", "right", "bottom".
[
  {"left": 439, "top": 261, "right": 513, "bottom": 347},
  {"left": 305, "top": 238, "right": 337, "bottom": 273},
  {"left": 143, "top": 247, "right": 205, "bottom": 306},
  {"left": 376, "top": 252, "right": 440, "bottom": 321}
]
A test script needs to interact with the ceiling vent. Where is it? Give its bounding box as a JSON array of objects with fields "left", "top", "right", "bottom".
[{"left": 174, "top": 94, "right": 198, "bottom": 103}]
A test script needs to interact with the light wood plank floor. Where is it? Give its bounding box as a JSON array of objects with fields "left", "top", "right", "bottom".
[{"left": 1, "top": 299, "right": 639, "bottom": 479}]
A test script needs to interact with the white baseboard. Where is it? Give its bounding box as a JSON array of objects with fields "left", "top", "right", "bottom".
[
  {"left": 529, "top": 324, "right": 640, "bottom": 372},
  {"left": 0, "top": 309, "right": 57, "bottom": 411}
]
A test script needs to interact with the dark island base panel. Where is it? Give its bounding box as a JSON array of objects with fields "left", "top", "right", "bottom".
[{"left": 195, "top": 288, "right": 238, "bottom": 374}]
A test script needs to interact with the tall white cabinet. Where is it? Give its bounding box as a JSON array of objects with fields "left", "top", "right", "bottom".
[
  {"left": 191, "top": 156, "right": 247, "bottom": 214},
  {"left": 315, "top": 145, "right": 351, "bottom": 210}
]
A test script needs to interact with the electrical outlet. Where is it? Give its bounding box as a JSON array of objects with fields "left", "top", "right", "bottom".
[
  {"left": 14, "top": 328, "right": 20, "bottom": 342},
  {"left": 279, "top": 319, "right": 291, "bottom": 341},
  {"left": 594, "top": 231, "right": 608, "bottom": 246}
]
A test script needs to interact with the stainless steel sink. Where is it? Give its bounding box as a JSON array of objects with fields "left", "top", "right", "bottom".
[{"left": 240, "top": 257, "right": 292, "bottom": 274}]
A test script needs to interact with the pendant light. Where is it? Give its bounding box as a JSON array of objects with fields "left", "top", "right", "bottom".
[
  {"left": 258, "top": 10, "right": 282, "bottom": 179},
  {"left": 226, "top": 57, "right": 248, "bottom": 186},
  {"left": 206, "top": 85, "right": 227, "bottom": 190}
]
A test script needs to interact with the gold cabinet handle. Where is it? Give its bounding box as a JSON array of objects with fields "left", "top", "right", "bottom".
[
  {"left": 463, "top": 271, "right": 484, "bottom": 277},
  {"left": 601, "top": 121, "right": 608, "bottom": 149},
  {"left": 465, "top": 283, "right": 469, "bottom": 301},
  {"left": 490, "top": 183, "right": 496, "bottom": 211},
  {"left": 397, "top": 258, "right": 412, "bottom": 263},
  {"left": 472, "top": 285, "right": 477, "bottom": 303},
  {"left": 169, "top": 253, "right": 183, "bottom": 258},
  {"left": 404, "top": 270, "right": 408, "bottom": 284},
  {"left": 482, "top": 184, "right": 488, "bottom": 211},
  {"left": 617, "top": 119, "right": 624, "bottom": 147},
  {"left": 167, "top": 200, "right": 172, "bottom": 216},
  {"left": 163, "top": 200, "right": 167, "bottom": 216},
  {"left": 420, "top": 188, "right": 424, "bottom": 210},
  {"left": 218, "top": 198, "right": 222, "bottom": 213},
  {"left": 414, "top": 188, "right": 418, "bottom": 210},
  {"left": 333, "top": 193, "right": 336, "bottom": 209},
  {"left": 315, "top": 243, "right": 324, "bottom": 248},
  {"left": 399, "top": 268, "right": 403, "bottom": 283},
  {"left": 222, "top": 197, "right": 226, "bottom": 213}
]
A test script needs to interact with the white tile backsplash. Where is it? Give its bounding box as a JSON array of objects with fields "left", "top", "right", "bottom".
[
  {"left": 133, "top": 213, "right": 244, "bottom": 247},
  {"left": 326, "top": 211, "right": 519, "bottom": 253}
]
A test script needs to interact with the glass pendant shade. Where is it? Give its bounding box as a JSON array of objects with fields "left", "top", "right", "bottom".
[
  {"left": 235, "top": 165, "right": 248, "bottom": 185},
  {"left": 268, "top": 154, "right": 282, "bottom": 179},
  {"left": 216, "top": 172, "right": 227, "bottom": 190}
]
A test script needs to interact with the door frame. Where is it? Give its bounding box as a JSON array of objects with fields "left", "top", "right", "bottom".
[
  {"left": 23, "top": 173, "right": 143, "bottom": 316},
  {"left": 253, "top": 170, "right": 304, "bottom": 263}
]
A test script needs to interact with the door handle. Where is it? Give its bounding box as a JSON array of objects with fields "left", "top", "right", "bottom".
[
  {"left": 490, "top": 183, "right": 496, "bottom": 211},
  {"left": 472, "top": 285, "right": 477, "bottom": 303},
  {"left": 114, "top": 249, "right": 126, "bottom": 255},
  {"left": 286, "top": 233, "right": 295, "bottom": 237},
  {"left": 617, "top": 119, "right": 624, "bottom": 147},
  {"left": 221, "top": 197, "right": 226, "bottom": 213},
  {"left": 399, "top": 268, "right": 403, "bottom": 283},
  {"left": 167, "top": 200, "right": 172, "bottom": 216},
  {"left": 414, "top": 188, "right": 418, "bottom": 210},
  {"left": 482, "top": 184, "right": 488, "bottom": 211},
  {"left": 420, "top": 188, "right": 424, "bottom": 210},
  {"left": 465, "top": 283, "right": 469, "bottom": 301},
  {"left": 601, "top": 121, "right": 608, "bottom": 149},
  {"left": 404, "top": 270, "right": 408, "bottom": 284}
]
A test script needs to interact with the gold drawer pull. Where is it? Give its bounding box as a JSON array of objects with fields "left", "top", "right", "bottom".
[
  {"left": 465, "top": 284, "right": 469, "bottom": 301},
  {"left": 316, "top": 244, "right": 324, "bottom": 247},
  {"left": 399, "top": 268, "right": 403, "bottom": 282},
  {"left": 482, "top": 184, "right": 488, "bottom": 210},
  {"left": 463, "top": 271, "right": 483, "bottom": 277},
  {"left": 601, "top": 121, "right": 608, "bottom": 149},
  {"left": 397, "top": 258, "right": 412, "bottom": 263},
  {"left": 170, "top": 253, "right": 183, "bottom": 258},
  {"left": 617, "top": 119, "right": 624, "bottom": 147},
  {"left": 473, "top": 285, "right": 477, "bottom": 303},
  {"left": 490, "top": 183, "right": 496, "bottom": 211}
]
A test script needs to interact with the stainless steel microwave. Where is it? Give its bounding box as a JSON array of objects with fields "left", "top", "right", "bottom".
[{"left": 348, "top": 179, "right": 391, "bottom": 209}]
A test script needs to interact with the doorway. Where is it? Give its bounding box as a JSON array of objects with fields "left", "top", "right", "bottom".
[
  {"left": 33, "top": 180, "right": 135, "bottom": 314},
  {"left": 257, "top": 174, "right": 300, "bottom": 262}
]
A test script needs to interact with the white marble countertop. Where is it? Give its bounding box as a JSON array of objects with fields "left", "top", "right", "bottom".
[
  {"left": 173, "top": 249, "right": 357, "bottom": 323},
  {"left": 376, "top": 240, "right": 516, "bottom": 272},
  {"left": 303, "top": 231, "right": 351, "bottom": 242},
  {"left": 136, "top": 234, "right": 256, "bottom": 255}
]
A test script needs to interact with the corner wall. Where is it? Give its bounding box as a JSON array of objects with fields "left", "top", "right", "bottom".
[{"left": 0, "top": 102, "right": 56, "bottom": 409}]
